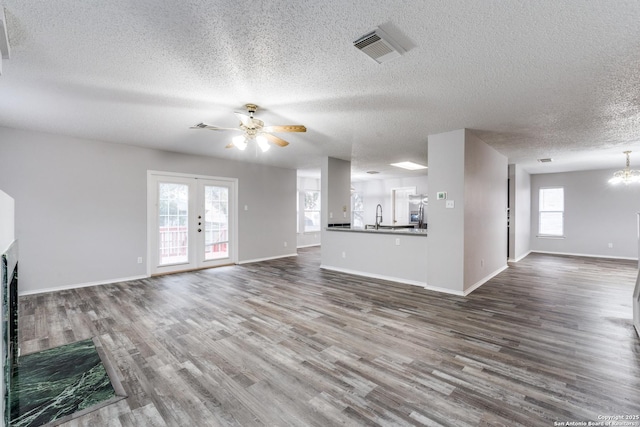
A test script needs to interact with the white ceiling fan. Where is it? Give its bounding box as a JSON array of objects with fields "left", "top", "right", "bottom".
[{"left": 191, "top": 104, "right": 307, "bottom": 152}]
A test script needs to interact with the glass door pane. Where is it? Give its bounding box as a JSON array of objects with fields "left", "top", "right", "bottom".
[
  {"left": 158, "top": 182, "right": 189, "bottom": 265},
  {"left": 203, "top": 185, "right": 229, "bottom": 260}
]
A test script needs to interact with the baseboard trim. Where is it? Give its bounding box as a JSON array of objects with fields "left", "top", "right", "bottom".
[
  {"left": 319, "top": 264, "right": 465, "bottom": 296},
  {"left": 19, "top": 275, "right": 148, "bottom": 296},
  {"left": 508, "top": 251, "right": 532, "bottom": 263},
  {"left": 531, "top": 250, "right": 638, "bottom": 261},
  {"left": 463, "top": 264, "right": 509, "bottom": 296},
  {"left": 238, "top": 253, "right": 298, "bottom": 265}
]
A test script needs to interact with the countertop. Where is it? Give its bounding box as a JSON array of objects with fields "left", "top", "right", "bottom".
[{"left": 325, "top": 226, "right": 427, "bottom": 236}]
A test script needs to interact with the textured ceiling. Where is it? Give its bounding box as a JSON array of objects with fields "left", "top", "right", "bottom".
[{"left": 2, "top": 1, "right": 640, "bottom": 180}]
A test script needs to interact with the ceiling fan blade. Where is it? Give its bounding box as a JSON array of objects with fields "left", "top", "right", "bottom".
[
  {"left": 190, "top": 123, "right": 240, "bottom": 131},
  {"left": 263, "top": 133, "right": 290, "bottom": 147},
  {"left": 262, "top": 125, "right": 307, "bottom": 133},
  {"left": 234, "top": 112, "right": 253, "bottom": 127}
]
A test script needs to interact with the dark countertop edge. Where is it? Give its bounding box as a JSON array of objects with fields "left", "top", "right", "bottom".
[{"left": 325, "top": 227, "right": 427, "bottom": 237}]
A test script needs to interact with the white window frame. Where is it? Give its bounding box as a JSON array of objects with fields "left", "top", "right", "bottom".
[
  {"left": 538, "top": 186, "right": 565, "bottom": 238},
  {"left": 351, "top": 191, "right": 364, "bottom": 229},
  {"left": 302, "top": 189, "right": 321, "bottom": 233}
]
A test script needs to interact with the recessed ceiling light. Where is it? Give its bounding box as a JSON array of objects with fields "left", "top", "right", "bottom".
[
  {"left": 390, "top": 161, "right": 428, "bottom": 170},
  {"left": 366, "top": 170, "right": 380, "bottom": 174},
  {"left": 537, "top": 158, "right": 553, "bottom": 163}
]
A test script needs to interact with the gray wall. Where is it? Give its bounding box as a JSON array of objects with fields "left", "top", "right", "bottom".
[
  {"left": 530, "top": 169, "right": 640, "bottom": 259},
  {"left": 322, "top": 157, "right": 351, "bottom": 226},
  {"left": 0, "top": 126, "right": 297, "bottom": 294},
  {"left": 463, "top": 130, "right": 508, "bottom": 291},
  {"left": 321, "top": 230, "right": 428, "bottom": 286},
  {"left": 427, "top": 129, "right": 508, "bottom": 294},
  {"left": 509, "top": 164, "right": 531, "bottom": 261},
  {"left": 427, "top": 129, "right": 466, "bottom": 292}
]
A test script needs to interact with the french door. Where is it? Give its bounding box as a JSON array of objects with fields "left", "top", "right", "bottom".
[{"left": 148, "top": 172, "right": 237, "bottom": 275}]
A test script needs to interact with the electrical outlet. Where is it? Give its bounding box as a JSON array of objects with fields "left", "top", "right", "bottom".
[
  {"left": 480, "top": 259, "right": 484, "bottom": 267},
  {"left": 330, "top": 212, "right": 333, "bottom": 219},
  {"left": 608, "top": 243, "right": 613, "bottom": 248},
  {"left": 342, "top": 251, "right": 346, "bottom": 259},
  {"left": 244, "top": 205, "right": 248, "bottom": 211},
  {"left": 395, "top": 238, "right": 400, "bottom": 246},
  {"left": 284, "top": 241, "right": 288, "bottom": 247},
  {"left": 137, "top": 257, "right": 143, "bottom": 264},
  {"left": 446, "top": 200, "right": 455, "bottom": 209}
]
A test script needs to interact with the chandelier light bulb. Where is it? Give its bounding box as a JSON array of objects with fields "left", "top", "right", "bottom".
[
  {"left": 232, "top": 135, "right": 247, "bottom": 151},
  {"left": 256, "top": 135, "right": 270, "bottom": 152}
]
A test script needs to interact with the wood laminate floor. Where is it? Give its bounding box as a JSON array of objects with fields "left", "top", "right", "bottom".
[{"left": 18, "top": 248, "right": 640, "bottom": 426}]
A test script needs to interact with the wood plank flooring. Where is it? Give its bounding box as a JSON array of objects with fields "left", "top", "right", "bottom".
[{"left": 18, "top": 248, "right": 640, "bottom": 426}]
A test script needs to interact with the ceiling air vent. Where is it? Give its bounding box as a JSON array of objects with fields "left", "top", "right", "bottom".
[
  {"left": 537, "top": 158, "right": 553, "bottom": 163},
  {"left": 353, "top": 27, "right": 404, "bottom": 64}
]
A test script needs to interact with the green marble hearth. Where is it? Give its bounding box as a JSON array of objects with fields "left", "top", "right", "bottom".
[{"left": 10, "top": 338, "right": 126, "bottom": 427}]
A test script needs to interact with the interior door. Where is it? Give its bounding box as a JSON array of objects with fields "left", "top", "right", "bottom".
[{"left": 148, "top": 172, "right": 236, "bottom": 275}]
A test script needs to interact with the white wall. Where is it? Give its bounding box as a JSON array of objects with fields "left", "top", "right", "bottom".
[
  {"left": 508, "top": 164, "right": 531, "bottom": 261},
  {"left": 0, "top": 126, "right": 297, "bottom": 294},
  {"left": 353, "top": 175, "right": 428, "bottom": 227},
  {"left": 531, "top": 169, "right": 640, "bottom": 259}
]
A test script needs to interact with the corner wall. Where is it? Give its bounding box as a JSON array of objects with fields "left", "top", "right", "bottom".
[
  {"left": 508, "top": 164, "right": 531, "bottom": 261},
  {"left": 427, "top": 129, "right": 466, "bottom": 293},
  {"left": 463, "top": 130, "right": 508, "bottom": 292},
  {"left": 531, "top": 169, "right": 640, "bottom": 259},
  {"left": 0, "top": 126, "right": 297, "bottom": 294},
  {"left": 427, "top": 129, "right": 508, "bottom": 294}
]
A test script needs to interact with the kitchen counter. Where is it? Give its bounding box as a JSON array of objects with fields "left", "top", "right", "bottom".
[
  {"left": 325, "top": 226, "right": 427, "bottom": 236},
  {"left": 321, "top": 225, "right": 429, "bottom": 287}
]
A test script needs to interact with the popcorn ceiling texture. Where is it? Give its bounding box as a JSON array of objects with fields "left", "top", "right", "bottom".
[{"left": 1, "top": 0, "right": 640, "bottom": 176}]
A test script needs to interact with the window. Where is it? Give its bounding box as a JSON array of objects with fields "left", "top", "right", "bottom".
[
  {"left": 539, "top": 187, "right": 564, "bottom": 237},
  {"left": 303, "top": 190, "right": 320, "bottom": 232},
  {"left": 352, "top": 191, "right": 364, "bottom": 228}
]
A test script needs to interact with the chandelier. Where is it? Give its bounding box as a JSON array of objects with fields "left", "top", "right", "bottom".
[{"left": 609, "top": 151, "right": 640, "bottom": 185}]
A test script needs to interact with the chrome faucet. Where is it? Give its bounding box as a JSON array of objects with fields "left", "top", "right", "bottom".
[{"left": 375, "top": 204, "right": 383, "bottom": 230}]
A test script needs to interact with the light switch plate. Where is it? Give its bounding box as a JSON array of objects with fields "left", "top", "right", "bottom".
[{"left": 446, "top": 200, "right": 455, "bottom": 209}]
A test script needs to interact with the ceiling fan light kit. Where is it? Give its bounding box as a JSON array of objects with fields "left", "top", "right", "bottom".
[
  {"left": 609, "top": 151, "right": 640, "bottom": 185},
  {"left": 192, "top": 104, "right": 306, "bottom": 152}
]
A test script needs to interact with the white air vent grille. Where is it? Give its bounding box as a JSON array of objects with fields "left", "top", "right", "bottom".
[{"left": 353, "top": 28, "right": 404, "bottom": 64}]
